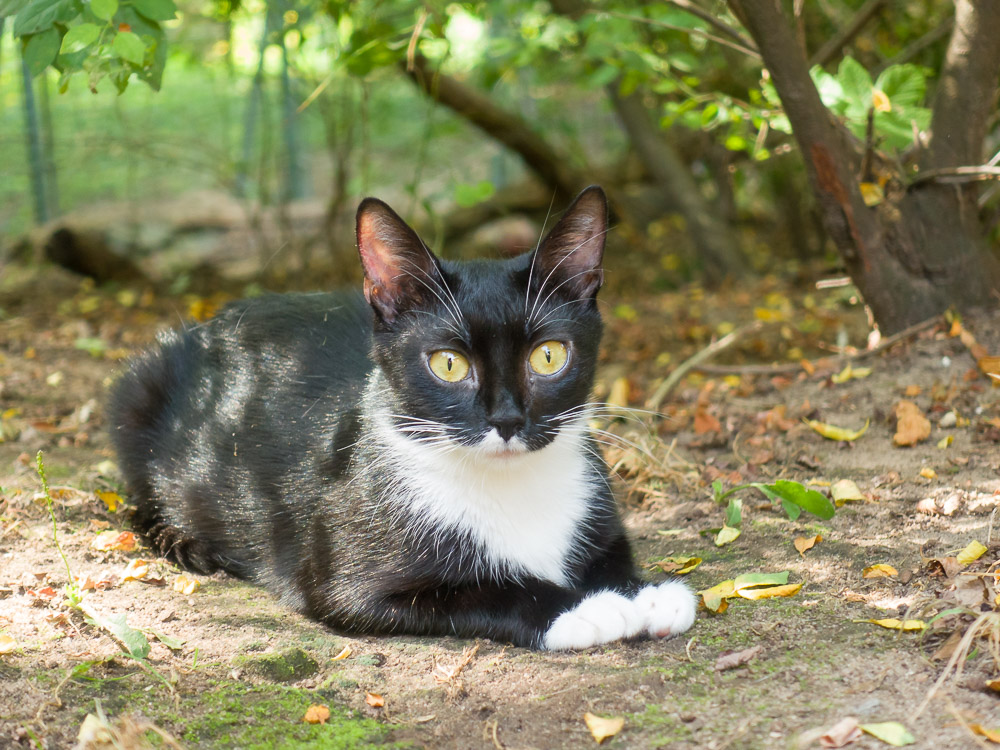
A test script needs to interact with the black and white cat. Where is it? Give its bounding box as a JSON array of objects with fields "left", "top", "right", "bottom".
[{"left": 108, "top": 186, "right": 696, "bottom": 650}]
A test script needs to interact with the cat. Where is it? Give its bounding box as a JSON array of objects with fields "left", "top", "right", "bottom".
[{"left": 108, "top": 186, "right": 696, "bottom": 650}]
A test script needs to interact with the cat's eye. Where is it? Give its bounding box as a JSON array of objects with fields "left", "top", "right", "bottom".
[
  {"left": 427, "top": 350, "right": 471, "bottom": 383},
  {"left": 528, "top": 341, "right": 569, "bottom": 376}
]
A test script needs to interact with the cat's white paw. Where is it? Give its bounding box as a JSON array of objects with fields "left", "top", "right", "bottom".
[
  {"left": 543, "top": 590, "right": 644, "bottom": 650},
  {"left": 633, "top": 580, "right": 697, "bottom": 639}
]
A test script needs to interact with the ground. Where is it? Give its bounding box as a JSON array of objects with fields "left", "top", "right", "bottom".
[{"left": 1, "top": 261, "right": 999, "bottom": 749}]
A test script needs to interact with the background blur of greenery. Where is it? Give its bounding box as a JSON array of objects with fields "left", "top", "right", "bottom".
[{"left": 1, "top": 0, "right": 997, "bottom": 325}]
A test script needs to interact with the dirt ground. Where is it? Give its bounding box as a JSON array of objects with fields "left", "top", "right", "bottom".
[{"left": 1, "top": 261, "right": 999, "bottom": 749}]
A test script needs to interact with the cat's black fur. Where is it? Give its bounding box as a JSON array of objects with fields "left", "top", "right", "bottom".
[{"left": 109, "top": 187, "right": 670, "bottom": 649}]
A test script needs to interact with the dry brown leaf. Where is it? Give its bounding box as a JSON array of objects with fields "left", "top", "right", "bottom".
[
  {"left": 931, "top": 630, "right": 963, "bottom": 662},
  {"left": 893, "top": 400, "right": 931, "bottom": 446},
  {"left": 91, "top": 530, "right": 138, "bottom": 552},
  {"left": 953, "top": 574, "right": 988, "bottom": 608},
  {"left": 819, "top": 716, "right": 862, "bottom": 748},
  {"left": 583, "top": 713, "right": 624, "bottom": 744},
  {"left": 364, "top": 692, "right": 384, "bottom": 708},
  {"left": 303, "top": 704, "right": 330, "bottom": 724},
  {"left": 172, "top": 574, "right": 200, "bottom": 595},
  {"left": 714, "top": 645, "right": 763, "bottom": 672},
  {"left": 794, "top": 535, "right": 821, "bottom": 556},
  {"left": 693, "top": 407, "right": 722, "bottom": 435},
  {"left": 926, "top": 556, "right": 962, "bottom": 579},
  {"left": 862, "top": 564, "right": 898, "bottom": 579}
]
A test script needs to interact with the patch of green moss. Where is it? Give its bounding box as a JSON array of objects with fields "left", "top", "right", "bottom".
[
  {"left": 175, "top": 683, "right": 394, "bottom": 749},
  {"left": 235, "top": 647, "right": 319, "bottom": 682}
]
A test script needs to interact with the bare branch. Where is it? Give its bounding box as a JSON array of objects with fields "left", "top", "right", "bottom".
[
  {"left": 661, "top": 0, "right": 758, "bottom": 51},
  {"left": 809, "top": 0, "right": 888, "bottom": 68},
  {"left": 604, "top": 10, "right": 760, "bottom": 59}
]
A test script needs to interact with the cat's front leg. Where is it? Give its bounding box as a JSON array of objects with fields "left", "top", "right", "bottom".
[
  {"left": 542, "top": 589, "right": 646, "bottom": 650},
  {"left": 632, "top": 579, "right": 697, "bottom": 638}
]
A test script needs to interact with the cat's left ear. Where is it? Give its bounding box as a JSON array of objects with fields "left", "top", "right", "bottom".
[
  {"left": 356, "top": 198, "right": 444, "bottom": 324},
  {"left": 533, "top": 185, "right": 607, "bottom": 300}
]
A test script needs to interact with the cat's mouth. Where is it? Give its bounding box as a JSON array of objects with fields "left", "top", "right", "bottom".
[{"left": 476, "top": 428, "right": 530, "bottom": 459}]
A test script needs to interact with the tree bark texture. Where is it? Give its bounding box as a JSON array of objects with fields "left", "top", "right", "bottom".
[{"left": 730, "top": 0, "right": 1000, "bottom": 334}]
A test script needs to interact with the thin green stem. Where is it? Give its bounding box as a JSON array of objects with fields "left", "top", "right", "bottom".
[{"left": 36, "top": 451, "right": 75, "bottom": 589}]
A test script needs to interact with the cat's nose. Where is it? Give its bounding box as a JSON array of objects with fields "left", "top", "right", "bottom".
[{"left": 491, "top": 415, "right": 525, "bottom": 442}]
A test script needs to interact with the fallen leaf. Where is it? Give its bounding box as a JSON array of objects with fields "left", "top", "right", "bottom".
[
  {"left": 0, "top": 634, "right": 17, "bottom": 654},
  {"left": 918, "top": 467, "right": 936, "bottom": 479},
  {"left": 699, "top": 580, "right": 735, "bottom": 613},
  {"left": 893, "top": 401, "right": 931, "bottom": 446},
  {"left": 903, "top": 384, "right": 921, "bottom": 397},
  {"left": 970, "top": 724, "right": 1000, "bottom": 744},
  {"left": 953, "top": 574, "right": 988, "bottom": 608},
  {"left": 583, "top": 712, "right": 624, "bottom": 744},
  {"left": 303, "top": 704, "right": 330, "bottom": 724},
  {"left": 831, "top": 479, "right": 866, "bottom": 506},
  {"left": 738, "top": 583, "right": 803, "bottom": 600},
  {"left": 926, "top": 556, "right": 962, "bottom": 579},
  {"left": 831, "top": 364, "right": 872, "bottom": 383},
  {"left": 861, "top": 618, "right": 926, "bottom": 632},
  {"left": 606, "top": 377, "right": 630, "bottom": 411},
  {"left": 364, "top": 692, "right": 384, "bottom": 708},
  {"left": 647, "top": 556, "right": 702, "bottom": 575},
  {"left": 915, "top": 498, "right": 939, "bottom": 515},
  {"left": 859, "top": 721, "right": 915, "bottom": 746},
  {"left": 862, "top": 564, "right": 898, "bottom": 579},
  {"left": 79, "top": 601, "right": 151, "bottom": 660},
  {"left": 152, "top": 631, "right": 185, "bottom": 650},
  {"left": 91, "top": 530, "right": 137, "bottom": 552},
  {"left": 122, "top": 559, "right": 149, "bottom": 582},
  {"left": 805, "top": 418, "right": 869, "bottom": 442},
  {"left": 173, "top": 575, "right": 200, "bottom": 595},
  {"left": 956, "top": 540, "right": 987, "bottom": 566},
  {"left": 714, "top": 525, "right": 741, "bottom": 547},
  {"left": 714, "top": 645, "right": 763, "bottom": 671},
  {"left": 794, "top": 534, "right": 821, "bottom": 556},
  {"left": 936, "top": 435, "right": 953, "bottom": 449},
  {"left": 820, "top": 716, "right": 862, "bottom": 748},
  {"left": 95, "top": 490, "right": 122, "bottom": 512},
  {"left": 986, "top": 679, "right": 1000, "bottom": 693},
  {"left": 694, "top": 407, "right": 722, "bottom": 435},
  {"left": 931, "top": 630, "right": 963, "bottom": 662},
  {"left": 332, "top": 646, "right": 352, "bottom": 661}
]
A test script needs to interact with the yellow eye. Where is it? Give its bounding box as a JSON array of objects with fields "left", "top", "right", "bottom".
[
  {"left": 529, "top": 341, "right": 568, "bottom": 375},
  {"left": 428, "top": 350, "right": 471, "bottom": 382}
]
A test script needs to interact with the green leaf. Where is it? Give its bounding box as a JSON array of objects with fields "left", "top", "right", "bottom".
[
  {"left": 152, "top": 631, "right": 185, "bottom": 650},
  {"left": 111, "top": 29, "right": 145, "bottom": 64},
  {"left": 130, "top": 0, "right": 176, "bottom": 21},
  {"left": 711, "top": 479, "right": 723, "bottom": 502},
  {"left": 732, "top": 571, "right": 789, "bottom": 590},
  {"left": 90, "top": 0, "right": 117, "bottom": 21},
  {"left": 837, "top": 56, "right": 873, "bottom": 108},
  {"left": 763, "top": 480, "right": 836, "bottom": 520},
  {"left": 859, "top": 721, "right": 915, "bottom": 746},
  {"left": 12, "top": 0, "right": 78, "bottom": 36},
  {"left": 0, "top": 0, "right": 30, "bottom": 18},
  {"left": 875, "top": 64, "right": 926, "bottom": 108},
  {"left": 454, "top": 180, "right": 495, "bottom": 208},
  {"left": 781, "top": 498, "right": 801, "bottom": 521},
  {"left": 715, "top": 525, "right": 741, "bottom": 547},
  {"left": 724, "top": 497, "right": 742, "bottom": 527},
  {"left": 60, "top": 22, "right": 101, "bottom": 54},
  {"left": 22, "top": 27, "right": 60, "bottom": 75}
]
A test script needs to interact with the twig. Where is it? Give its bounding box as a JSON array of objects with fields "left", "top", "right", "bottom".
[
  {"left": 809, "top": 0, "right": 887, "bottom": 67},
  {"left": 406, "top": 10, "right": 429, "bottom": 73},
  {"left": 873, "top": 17, "right": 953, "bottom": 75},
  {"left": 908, "top": 165, "right": 1000, "bottom": 189},
  {"left": 944, "top": 695, "right": 992, "bottom": 749},
  {"left": 662, "top": 0, "right": 758, "bottom": 49},
  {"left": 483, "top": 718, "right": 504, "bottom": 750},
  {"left": 693, "top": 315, "right": 940, "bottom": 376},
  {"left": 604, "top": 9, "right": 760, "bottom": 59},
  {"left": 647, "top": 322, "right": 763, "bottom": 411}
]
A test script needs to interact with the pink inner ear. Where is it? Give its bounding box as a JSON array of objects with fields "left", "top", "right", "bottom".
[{"left": 358, "top": 213, "right": 402, "bottom": 297}]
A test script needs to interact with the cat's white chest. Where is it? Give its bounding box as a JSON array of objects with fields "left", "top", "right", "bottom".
[{"left": 374, "top": 415, "right": 596, "bottom": 586}]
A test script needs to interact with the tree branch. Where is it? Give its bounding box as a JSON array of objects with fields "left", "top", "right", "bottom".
[
  {"left": 872, "top": 17, "right": 953, "bottom": 75},
  {"left": 605, "top": 10, "right": 760, "bottom": 59},
  {"left": 922, "top": 0, "right": 1000, "bottom": 170},
  {"left": 809, "top": 0, "right": 887, "bottom": 68},
  {"left": 404, "top": 55, "right": 586, "bottom": 201}
]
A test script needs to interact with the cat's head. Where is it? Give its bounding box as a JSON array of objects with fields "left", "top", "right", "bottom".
[{"left": 356, "top": 186, "right": 607, "bottom": 458}]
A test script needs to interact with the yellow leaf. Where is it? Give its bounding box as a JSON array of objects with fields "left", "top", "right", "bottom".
[
  {"left": 831, "top": 479, "right": 866, "bottom": 506},
  {"left": 862, "top": 564, "right": 898, "bottom": 579},
  {"left": 804, "top": 418, "right": 869, "bottom": 442},
  {"left": 303, "top": 704, "right": 330, "bottom": 724},
  {"left": 95, "top": 490, "right": 121, "bottom": 512},
  {"left": 872, "top": 89, "right": 891, "bottom": 112},
  {"left": 365, "top": 692, "right": 385, "bottom": 708},
  {"left": 173, "top": 574, "right": 200, "bottom": 595},
  {"left": 862, "top": 618, "right": 926, "bottom": 632},
  {"left": 332, "top": 646, "right": 352, "bottom": 661},
  {"left": 738, "top": 583, "right": 803, "bottom": 600},
  {"left": 919, "top": 467, "right": 936, "bottom": 479},
  {"left": 648, "top": 556, "right": 702, "bottom": 575},
  {"left": 753, "top": 307, "right": 785, "bottom": 322},
  {"left": 859, "top": 181, "right": 884, "bottom": 206},
  {"left": 0, "top": 634, "right": 17, "bottom": 654},
  {"left": 583, "top": 713, "right": 624, "bottom": 744},
  {"left": 831, "top": 364, "right": 872, "bottom": 383},
  {"left": 970, "top": 724, "right": 1000, "bottom": 744},
  {"left": 715, "top": 525, "right": 741, "bottom": 547},
  {"left": 699, "top": 580, "right": 735, "bottom": 613},
  {"left": 122, "top": 558, "right": 149, "bottom": 582},
  {"left": 606, "top": 377, "right": 630, "bottom": 411},
  {"left": 957, "top": 540, "right": 987, "bottom": 567},
  {"left": 794, "top": 535, "right": 821, "bottom": 556},
  {"left": 936, "top": 435, "right": 953, "bottom": 449}
]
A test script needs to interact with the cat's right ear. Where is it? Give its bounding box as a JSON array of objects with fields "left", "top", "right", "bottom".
[{"left": 356, "top": 198, "right": 442, "bottom": 324}]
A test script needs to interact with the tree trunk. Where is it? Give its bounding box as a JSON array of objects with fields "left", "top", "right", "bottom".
[{"left": 729, "top": 0, "right": 1000, "bottom": 334}]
